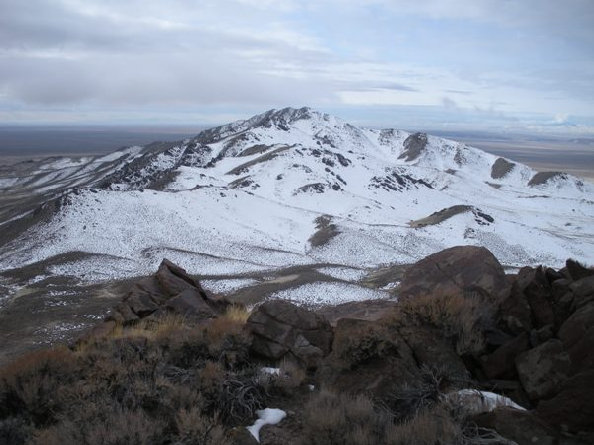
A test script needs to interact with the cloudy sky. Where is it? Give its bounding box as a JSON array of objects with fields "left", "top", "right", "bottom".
[{"left": 1, "top": 0, "right": 593, "bottom": 134}]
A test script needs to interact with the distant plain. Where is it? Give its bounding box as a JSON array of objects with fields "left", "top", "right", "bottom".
[{"left": 0, "top": 125, "right": 592, "bottom": 181}]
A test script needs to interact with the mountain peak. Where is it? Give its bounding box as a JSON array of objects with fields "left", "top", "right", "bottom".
[{"left": 194, "top": 106, "right": 319, "bottom": 144}]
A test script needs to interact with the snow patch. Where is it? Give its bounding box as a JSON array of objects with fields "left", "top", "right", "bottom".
[
  {"left": 446, "top": 389, "right": 526, "bottom": 414},
  {"left": 246, "top": 408, "right": 287, "bottom": 443}
]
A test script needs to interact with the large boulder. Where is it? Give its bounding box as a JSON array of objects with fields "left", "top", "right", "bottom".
[
  {"left": 246, "top": 300, "right": 333, "bottom": 368},
  {"left": 397, "top": 246, "right": 508, "bottom": 301},
  {"left": 515, "top": 339, "right": 571, "bottom": 401}
]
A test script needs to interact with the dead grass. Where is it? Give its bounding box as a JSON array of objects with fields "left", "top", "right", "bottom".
[
  {"left": 278, "top": 357, "right": 307, "bottom": 389},
  {"left": 223, "top": 304, "right": 251, "bottom": 324}
]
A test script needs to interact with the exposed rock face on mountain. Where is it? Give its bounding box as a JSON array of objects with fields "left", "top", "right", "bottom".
[
  {"left": 398, "top": 131, "right": 428, "bottom": 161},
  {"left": 528, "top": 171, "right": 570, "bottom": 187},
  {"left": 491, "top": 157, "right": 516, "bottom": 179}
]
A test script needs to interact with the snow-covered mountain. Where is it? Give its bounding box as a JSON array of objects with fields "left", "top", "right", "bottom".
[{"left": 1, "top": 107, "right": 593, "bottom": 290}]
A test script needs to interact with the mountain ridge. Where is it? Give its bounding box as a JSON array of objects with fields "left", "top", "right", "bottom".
[{"left": 0, "top": 107, "right": 593, "bottom": 294}]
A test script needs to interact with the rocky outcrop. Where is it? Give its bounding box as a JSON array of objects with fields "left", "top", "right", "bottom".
[
  {"left": 398, "top": 132, "right": 427, "bottom": 161},
  {"left": 476, "top": 258, "right": 594, "bottom": 437},
  {"left": 393, "top": 247, "right": 594, "bottom": 440},
  {"left": 73, "top": 247, "right": 594, "bottom": 443},
  {"left": 246, "top": 300, "right": 333, "bottom": 368},
  {"left": 490, "top": 157, "right": 515, "bottom": 179},
  {"left": 107, "top": 259, "right": 230, "bottom": 324},
  {"left": 528, "top": 171, "right": 566, "bottom": 187},
  {"left": 397, "top": 245, "right": 508, "bottom": 300}
]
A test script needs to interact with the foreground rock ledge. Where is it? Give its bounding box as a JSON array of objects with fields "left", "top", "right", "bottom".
[{"left": 73, "top": 246, "right": 594, "bottom": 443}]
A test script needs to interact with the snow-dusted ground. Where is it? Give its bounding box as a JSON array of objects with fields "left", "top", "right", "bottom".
[
  {"left": 269, "top": 282, "right": 390, "bottom": 306},
  {"left": 1, "top": 107, "right": 593, "bottom": 305}
]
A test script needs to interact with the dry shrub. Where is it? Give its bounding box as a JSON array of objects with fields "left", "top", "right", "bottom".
[
  {"left": 106, "top": 313, "right": 190, "bottom": 342},
  {"left": 338, "top": 323, "right": 396, "bottom": 365},
  {"left": 301, "top": 389, "right": 389, "bottom": 445},
  {"left": 302, "top": 388, "right": 468, "bottom": 445},
  {"left": 384, "top": 364, "right": 464, "bottom": 422},
  {"left": 32, "top": 406, "right": 166, "bottom": 445},
  {"left": 204, "top": 313, "right": 251, "bottom": 369},
  {"left": 394, "top": 293, "right": 492, "bottom": 355},
  {"left": 206, "top": 314, "right": 245, "bottom": 344},
  {"left": 200, "top": 360, "right": 225, "bottom": 384},
  {"left": 0, "top": 346, "right": 77, "bottom": 425},
  {"left": 175, "top": 407, "right": 231, "bottom": 445},
  {"left": 0, "top": 307, "right": 257, "bottom": 443},
  {"left": 383, "top": 405, "right": 462, "bottom": 445},
  {"left": 218, "top": 372, "right": 267, "bottom": 425}
]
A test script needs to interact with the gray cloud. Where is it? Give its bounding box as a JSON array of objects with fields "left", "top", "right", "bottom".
[
  {"left": 0, "top": 0, "right": 592, "bottom": 131},
  {"left": 0, "top": 0, "right": 339, "bottom": 108}
]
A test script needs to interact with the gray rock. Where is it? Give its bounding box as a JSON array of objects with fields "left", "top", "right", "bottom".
[
  {"left": 246, "top": 300, "right": 333, "bottom": 368},
  {"left": 516, "top": 339, "right": 571, "bottom": 401},
  {"left": 398, "top": 132, "right": 428, "bottom": 161}
]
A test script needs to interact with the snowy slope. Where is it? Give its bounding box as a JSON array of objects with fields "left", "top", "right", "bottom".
[{"left": 1, "top": 107, "right": 593, "bottom": 291}]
